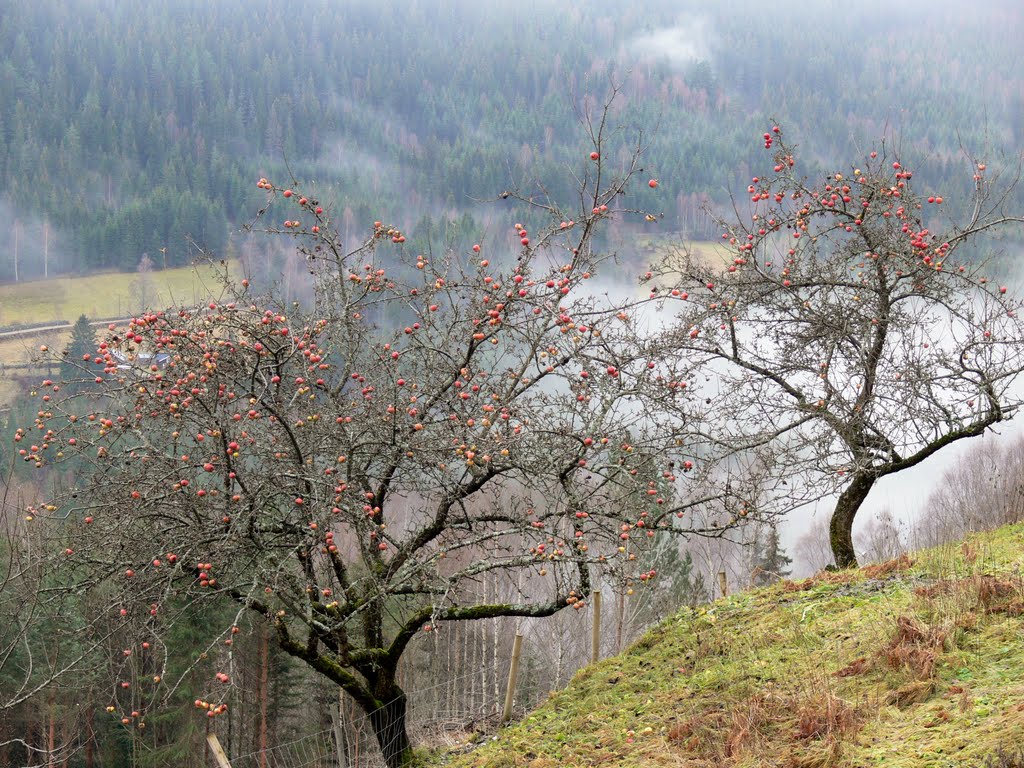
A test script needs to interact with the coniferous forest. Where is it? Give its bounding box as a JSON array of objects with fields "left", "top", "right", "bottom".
[{"left": 0, "top": 0, "right": 1021, "bottom": 280}]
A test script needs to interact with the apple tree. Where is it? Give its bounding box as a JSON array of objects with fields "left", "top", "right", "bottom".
[
  {"left": 17, "top": 112, "right": 760, "bottom": 766},
  {"left": 658, "top": 126, "right": 1024, "bottom": 568}
]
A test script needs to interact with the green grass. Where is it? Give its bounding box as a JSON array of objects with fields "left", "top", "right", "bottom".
[
  {"left": 0, "top": 262, "right": 234, "bottom": 405},
  {"left": 423, "top": 526, "right": 1024, "bottom": 767},
  {"left": 0, "top": 262, "right": 233, "bottom": 327},
  {"left": 633, "top": 237, "right": 732, "bottom": 269}
]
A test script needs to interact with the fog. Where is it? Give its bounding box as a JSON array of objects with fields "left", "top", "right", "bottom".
[
  {"left": 0, "top": 198, "right": 69, "bottom": 293},
  {"left": 626, "top": 17, "right": 714, "bottom": 69}
]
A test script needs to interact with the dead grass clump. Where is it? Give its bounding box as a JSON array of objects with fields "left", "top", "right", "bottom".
[
  {"left": 922, "top": 707, "right": 953, "bottom": 728},
  {"left": 943, "top": 683, "right": 974, "bottom": 713},
  {"left": 674, "top": 689, "right": 861, "bottom": 764},
  {"left": 885, "top": 680, "right": 936, "bottom": 708},
  {"left": 992, "top": 602, "right": 1024, "bottom": 616},
  {"left": 892, "top": 615, "right": 944, "bottom": 646},
  {"left": 881, "top": 615, "right": 948, "bottom": 681},
  {"left": 786, "top": 750, "right": 838, "bottom": 768},
  {"left": 914, "top": 575, "right": 1023, "bottom": 615},
  {"left": 974, "top": 575, "right": 1024, "bottom": 615},
  {"left": 778, "top": 688, "right": 861, "bottom": 768},
  {"left": 724, "top": 695, "right": 777, "bottom": 758},
  {"left": 955, "top": 610, "right": 979, "bottom": 630},
  {"left": 833, "top": 656, "right": 870, "bottom": 678},
  {"left": 782, "top": 569, "right": 860, "bottom": 592},
  {"left": 668, "top": 711, "right": 726, "bottom": 755},
  {"left": 914, "top": 580, "right": 958, "bottom": 599},
  {"left": 962, "top": 539, "right": 978, "bottom": 564},
  {"left": 793, "top": 688, "right": 859, "bottom": 742},
  {"left": 862, "top": 554, "right": 914, "bottom": 579}
]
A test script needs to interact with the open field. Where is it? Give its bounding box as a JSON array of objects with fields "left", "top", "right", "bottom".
[
  {"left": 0, "top": 242, "right": 723, "bottom": 408},
  {"left": 0, "top": 262, "right": 234, "bottom": 406},
  {"left": 0, "top": 261, "right": 234, "bottom": 328},
  {"left": 0, "top": 331, "right": 71, "bottom": 407},
  {"left": 632, "top": 236, "right": 732, "bottom": 267},
  {"left": 621, "top": 236, "right": 733, "bottom": 275}
]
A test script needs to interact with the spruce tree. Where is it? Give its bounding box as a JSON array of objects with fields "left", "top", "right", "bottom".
[
  {"left": 751, "top": 525, "right": 793, "bottom": 587},
  {"left": 58, "top": 314, "right": 96, "bottom": 394}
]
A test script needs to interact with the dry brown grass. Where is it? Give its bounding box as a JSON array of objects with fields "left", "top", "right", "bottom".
[
  {"left": 793, "top": 687, "right": 860, "bottom": 742},
  {"left": 724, "top": 695, "right": 774, "bottom": 759},
  {"left": 913, "top": 574, "right": 1024, "bottom": 616},
  {"left": 833, "top": 657, "right": 870, "bottom": 678},
  {"left": 885, "top": 680, "right": 937, "bottom": 708},
  {"left": 438, "top": 523, "right": 1024, "bottom": 768},
  {"left": 782, "top": 569, "right": 860, "bottom": 593},
  {"left": 882, "top": 615, "right": 948, "bottom": 681},
  {"left": 862, "top": 554, "right": 915, "bottom": 579},
  {"left": 667, "top": 711, "right": 727, "bottom": 756}
]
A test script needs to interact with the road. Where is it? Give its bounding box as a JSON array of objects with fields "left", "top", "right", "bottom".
[
  {"left": 0, "top": 318, "right": 132, "bottom": 340},
  {"left": 0, "top": 319, "right": 134, "bottom": 407}
]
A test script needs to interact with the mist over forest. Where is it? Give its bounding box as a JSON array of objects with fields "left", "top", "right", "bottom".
[{"left": 0, "top": 0, "right": 1021, "bottom": 282}]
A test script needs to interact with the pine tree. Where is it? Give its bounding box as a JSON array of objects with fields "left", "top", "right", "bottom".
[
  {"left": 750, "top": 525, "right": 793, "bottom": 587},
  {"left": 655, "top": 546, "right": 708, "bottom": 609},
  {"left": 58, "top": 314, "right": 96, "bottom": 395}
]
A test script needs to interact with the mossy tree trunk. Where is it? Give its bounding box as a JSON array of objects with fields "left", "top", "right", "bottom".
[
  {"left": 829, "top": 471, "right": 877, "bottom": 569},
  {"left": 368, "top": 684, "right": 413, "bottom": 768}
]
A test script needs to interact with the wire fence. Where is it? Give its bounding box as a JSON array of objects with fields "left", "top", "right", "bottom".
[
  {"left": 228, "top": 654, "right": 519, "bottom": 768},
  {"left": 230, "top": 730, "right": 336, "bottom": 768}
]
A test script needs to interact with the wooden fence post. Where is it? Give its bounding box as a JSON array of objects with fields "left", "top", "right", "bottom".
[
  {"left": 717, "top": 570, "right": 728, "bottom": 598},
  {"left": 501, "top": 632, "right": 524, "bottom": 725},
  {"left": 207, "top": 734, "right": 232, "bottom": 768},
  {"left": 591, "top": 590, "right": 602, "bottom": 663}
]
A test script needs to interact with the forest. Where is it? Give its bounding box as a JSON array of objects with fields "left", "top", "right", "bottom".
[
  {"left": 2, "top": 2, "right": 1024, "bottom": 768},
  {"left": 0, "top": 0, "right": 1021, "bottom": 281}
]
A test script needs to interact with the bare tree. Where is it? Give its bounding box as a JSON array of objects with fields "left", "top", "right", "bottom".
[
  {"left": 911, "top": 433, "right": 1024, "bottom": 549},
  {"left": 131, "top": 253, "right": 155, "bottom": 313},
  {"left": 0, "top": 473, "right": 120, "bottom": 764},
  {"left": 857, "top": 507, "right": 906, "bottom": 565},
  {"left": 658, "top": 126, "right": 1024, "bottom": 568},
  {"left": 793, "top": 514, "right": 833, "bottom": 576},
  {"left": 18, "top": 98, "right": 758, "bottom": 768}
]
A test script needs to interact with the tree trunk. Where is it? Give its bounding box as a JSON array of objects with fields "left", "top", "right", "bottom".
[
  {"left": 84, "top": 707, "right": 94, "bottom": 768},
  {"left": 47, "top": 693, "right": 55, "bottom": 768},
  {"left": 259, "top": 625, "right": 269, "bottom": 768},
  {"left": 830, "top": 471, "right": 877, "bottom": 569},
  {"left": 368, "top": 689, "right": 413, "bottom": 768},
  {"left": 333, "top": 688, "right": 349, "bottom": 768},
  {"left": 615, "top": 588, "right": 626, "bottom": 653}
]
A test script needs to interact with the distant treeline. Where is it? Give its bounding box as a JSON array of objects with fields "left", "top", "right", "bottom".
[{"left": 0, "top": 0, "right": 1021, "bottom": 281}]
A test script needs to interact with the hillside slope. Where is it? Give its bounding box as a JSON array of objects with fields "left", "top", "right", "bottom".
[{"left": 432, "top": 525, "right": 1024, "bottom": 767}]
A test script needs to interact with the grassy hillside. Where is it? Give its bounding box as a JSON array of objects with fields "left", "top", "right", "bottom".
[{"left": 431, "top": 526, "right": 1024, "bottom": 767}]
